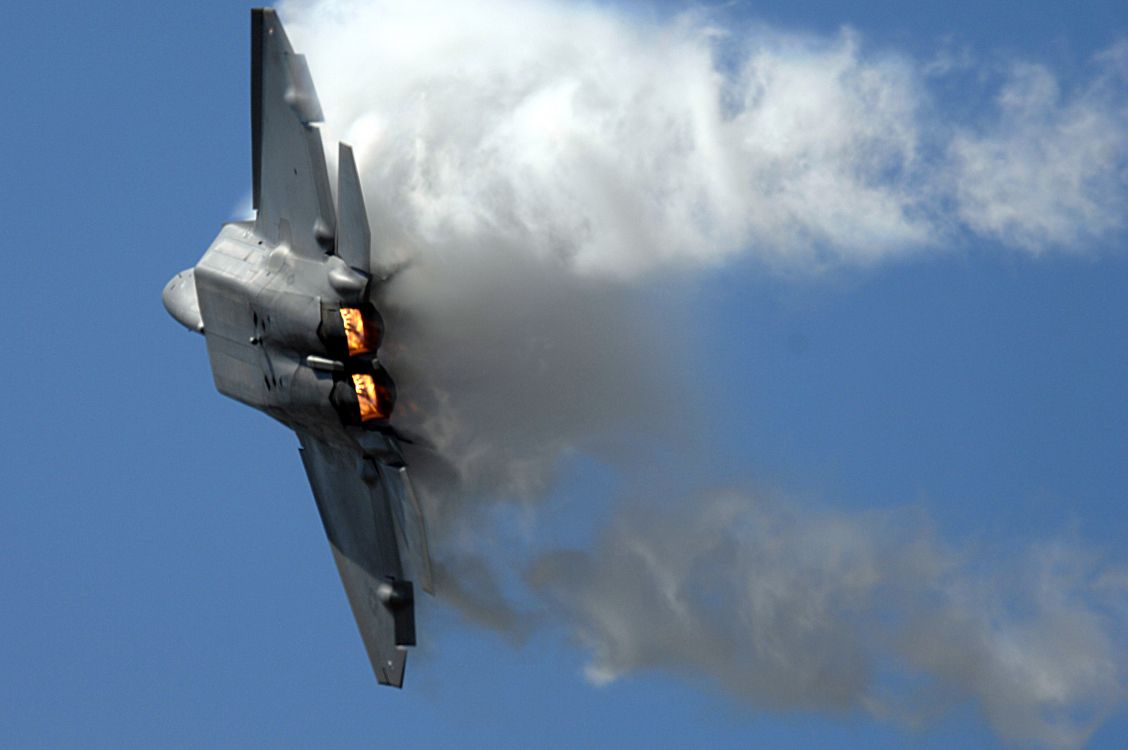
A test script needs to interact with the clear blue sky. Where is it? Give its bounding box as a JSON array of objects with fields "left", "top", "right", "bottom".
[{"left": 2, "top": 1, "right": 1126, "bottom": 748}]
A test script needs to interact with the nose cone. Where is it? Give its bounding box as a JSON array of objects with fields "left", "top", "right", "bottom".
[{"left": 163, "top": 268, "right": 205, "bottom": 333}]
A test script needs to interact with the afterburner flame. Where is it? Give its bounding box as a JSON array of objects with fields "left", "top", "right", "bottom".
[
  {"left": 352, "top": 373, "right": 388, "bottom": 421},
  {"left": 340, "top": 307, "right": 373, "bottom": 355}
]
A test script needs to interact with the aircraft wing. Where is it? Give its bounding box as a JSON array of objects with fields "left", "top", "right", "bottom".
[
  {"left": 251, "top": 8, "right": 336, "bottom": 260},
  {"left": 297, "top": 431, "right": 426, "bottom": 687}
]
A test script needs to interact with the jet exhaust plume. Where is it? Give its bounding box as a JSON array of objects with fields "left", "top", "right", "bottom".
[{"left": 277, "top": 0, "right": 1128, "bottom": 744}]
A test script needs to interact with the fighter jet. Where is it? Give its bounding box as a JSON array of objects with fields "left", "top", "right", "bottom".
[{"left": 162, "top": 8, "right": 433, "bottom": 687}]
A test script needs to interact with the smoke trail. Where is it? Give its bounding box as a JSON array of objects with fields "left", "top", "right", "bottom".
[
  {"left": 277, "top": 0, "right": 1128, "bottom": 745},
  {"left": 528, "top": 493, "right": 1126, "bottom": 748}
]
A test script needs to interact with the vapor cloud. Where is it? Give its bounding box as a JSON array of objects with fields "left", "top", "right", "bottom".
[
  {"left": 529, "top": 493, "right": 1126, "bottom": 749},
  {"left": 284, "top": 0, "right": 1127, "bottom": 276},
  {"left": 277, "top": 0, "right": 1128, "bottom": 745},
  {"left": 950, "top": 45, "right": 1128, "bottom": 251}
]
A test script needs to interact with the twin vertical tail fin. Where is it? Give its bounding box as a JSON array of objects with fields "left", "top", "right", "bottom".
[{"left": 336, "top": 143, "right": 372, "bottom": 275}]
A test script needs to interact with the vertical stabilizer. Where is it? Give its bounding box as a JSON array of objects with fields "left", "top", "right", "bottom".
[{"left": 336, "top": 143, "right": 372, "bottom": 274}]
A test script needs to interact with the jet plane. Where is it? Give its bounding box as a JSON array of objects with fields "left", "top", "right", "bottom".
[{"left": 163, "top": 8, "right": 433, "bottom": 687}]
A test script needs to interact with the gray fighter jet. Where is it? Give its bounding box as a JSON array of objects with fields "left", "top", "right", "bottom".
[{"left": 162, "top": 8, "right": 433, "bottom": 688}]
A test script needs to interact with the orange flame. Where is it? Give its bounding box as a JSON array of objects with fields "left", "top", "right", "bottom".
[
  {"left": 351, "top": 373, "right": 387, "bottom": 421},
  {"left": 339, "top": 307, "right": 372, "bottom": 356}
]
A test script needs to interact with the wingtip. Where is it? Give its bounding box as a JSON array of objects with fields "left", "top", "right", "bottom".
[{"left": 374, "top": 649, "right": 408, "bottom": 688}]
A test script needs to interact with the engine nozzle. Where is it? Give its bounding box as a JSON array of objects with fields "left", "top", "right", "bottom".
[{"left": 330, "top": 364, "right": 397, "bottom": 425}]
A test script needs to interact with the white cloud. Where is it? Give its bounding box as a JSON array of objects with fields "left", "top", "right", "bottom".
[
  {"left": 282, "top": 0, "right": 944, "bottom": 276},
  {"left": 284, "top": 1, "right": 1127, "bottom": 273},
  {"left": 950, "top": 52, "right": 1128, "bottom": 252},
  {"left": 529, "top": 494, "right": 1127, "bottom": 749}
]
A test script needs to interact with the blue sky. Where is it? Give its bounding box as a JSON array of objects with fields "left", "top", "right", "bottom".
[{"left": 3, "top": 1, "right": 1127, "bottom": 748}]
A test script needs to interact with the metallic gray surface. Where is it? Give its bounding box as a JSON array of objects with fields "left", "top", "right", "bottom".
[
  {"left": 164, "top": 8, "right": 432, "bottom": 688},
  {"left": 161, "top": 269, "right": 203, "bottom": 333},
  {"left": 251, "top": 9, "right": 335, "bottom": 261},
  {"left": 335, "top": 143, "right": 371, "bottom": 276},
  {"left": 299, "top": 433, "right": 412, "bottom": 687}
]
